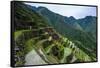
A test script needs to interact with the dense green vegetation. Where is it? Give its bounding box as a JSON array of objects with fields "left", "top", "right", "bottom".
[{"left": 13, "top": 2, "right": 97, "bottom": 66}]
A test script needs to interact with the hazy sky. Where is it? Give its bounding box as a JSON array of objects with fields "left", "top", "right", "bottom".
[{"left": 25, "top": 2, "right": 96, "bottom": 19}]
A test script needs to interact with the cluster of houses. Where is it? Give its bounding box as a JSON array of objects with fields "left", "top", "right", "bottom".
[{"left": 40, "top": 27, "right": 60, "bottom": 41}]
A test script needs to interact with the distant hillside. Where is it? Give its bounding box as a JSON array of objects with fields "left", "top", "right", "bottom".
[{"left": 77, "top": 16, "right": 97, "bottom": 40}]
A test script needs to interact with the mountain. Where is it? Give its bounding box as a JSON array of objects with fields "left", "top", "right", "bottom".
[
  {"left": 29, "top": 6, "right": 96, "bottom": 47},
  {"left": 34, "top": 6, "right": 96, "bottom": 35},
  {"left": 13, "top": 2, "right": 97, "bottom": 66},
  {"left": 26, "top": 5, "right": 97, "bottom": 60},
  {"left": 77, "top": 16, "right": 97, "bottom": 40}
]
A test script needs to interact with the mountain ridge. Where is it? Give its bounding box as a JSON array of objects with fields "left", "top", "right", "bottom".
[{"left": 27, "top": 5, "right": 96, "bottom": 32}]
